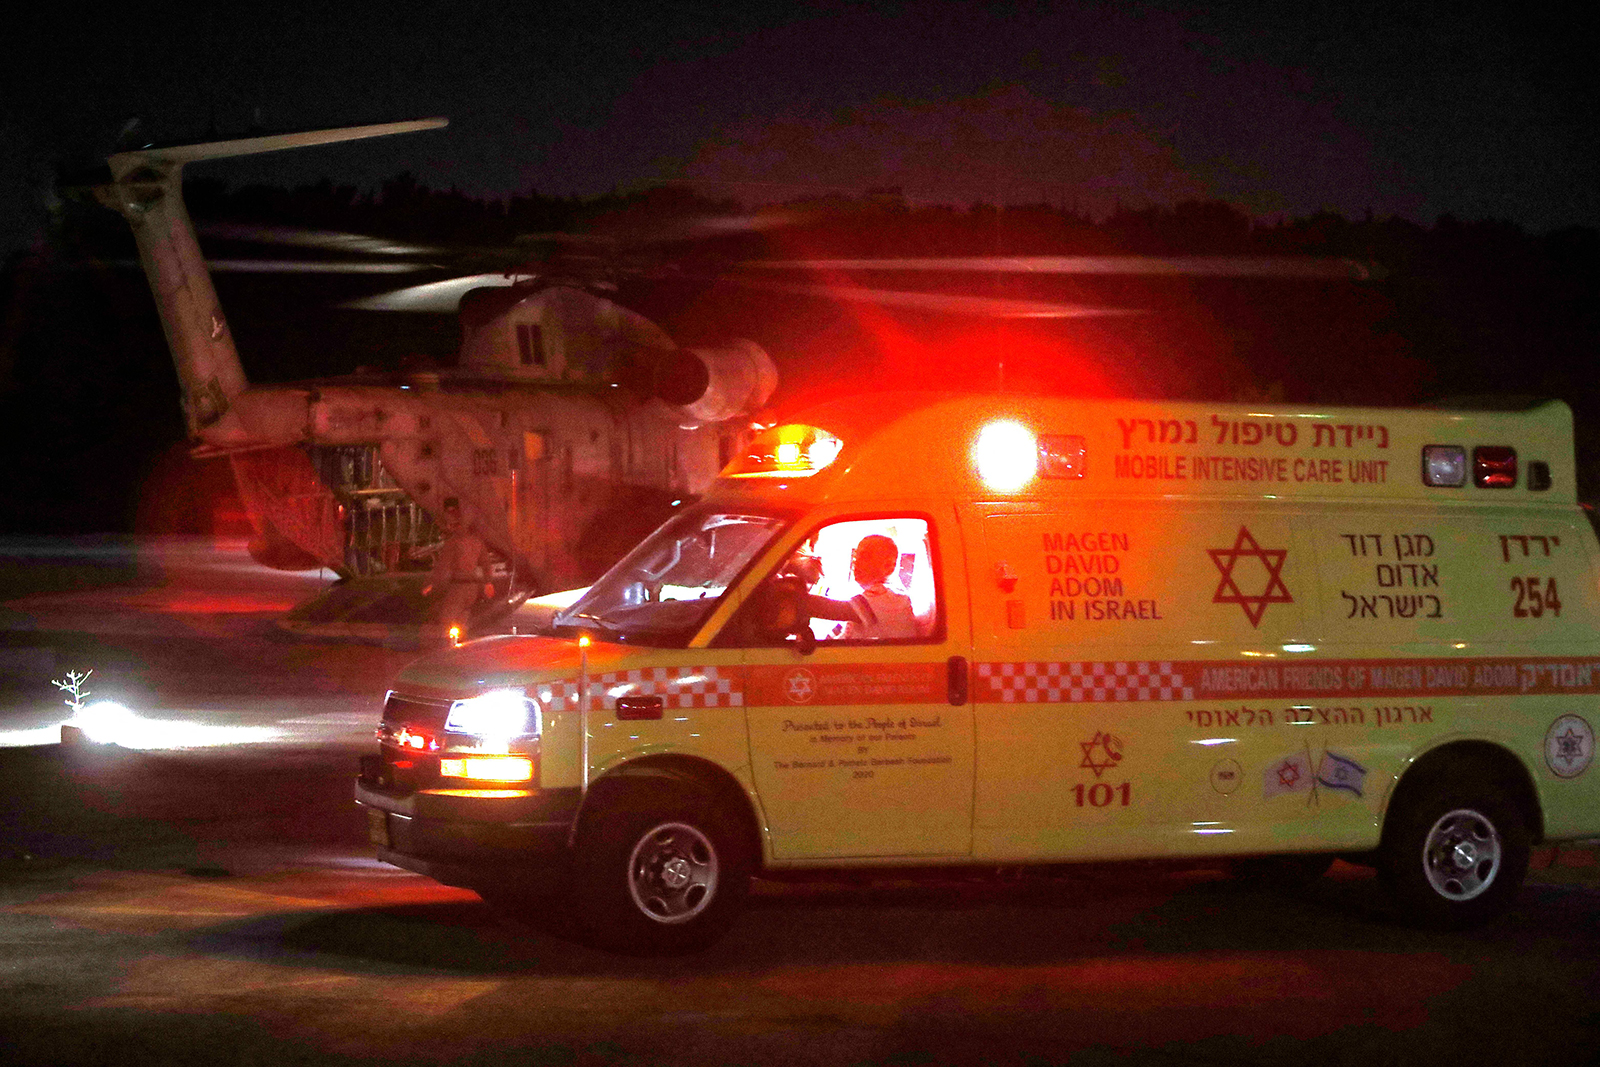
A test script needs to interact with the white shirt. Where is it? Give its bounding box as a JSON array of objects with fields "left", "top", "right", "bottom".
[{"left": 842, "top": 584, "right": 921, "bottom": 640}]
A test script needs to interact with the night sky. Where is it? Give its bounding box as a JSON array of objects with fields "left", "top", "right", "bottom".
[
  {"left": 3, "top": 1, "right": 1597, "bottom": 535},
  {"left": 5, "top": 1, "right": 1596, "bottom": 255}
]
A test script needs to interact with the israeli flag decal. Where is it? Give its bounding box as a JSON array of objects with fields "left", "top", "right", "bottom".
[{"left": 1316, "top": 751, "right": 1368, "bottom": 797}]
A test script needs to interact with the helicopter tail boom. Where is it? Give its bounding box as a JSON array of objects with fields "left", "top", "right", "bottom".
[{"left": 93, "top": 119, "right": 448, "bottom": 446}]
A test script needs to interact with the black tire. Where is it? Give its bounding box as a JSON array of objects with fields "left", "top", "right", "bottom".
[
  {"left": 1379, "top": 780, "right": 1530, "bottom": 930},
  {"left": 572, "top": 781, "right": 749, "bottom": 954}
]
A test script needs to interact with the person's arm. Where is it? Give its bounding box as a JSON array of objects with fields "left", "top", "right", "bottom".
[{"left": 805, "top": 594, "right": 869, "bottom": 625}]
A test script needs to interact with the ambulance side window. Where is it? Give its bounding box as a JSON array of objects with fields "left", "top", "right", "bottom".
[{"left": 787, "top": 517, "right": 940, "bottom": 644}]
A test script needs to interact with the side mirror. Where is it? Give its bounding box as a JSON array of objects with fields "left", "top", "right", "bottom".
[{"left": 785, "top": 624, "right": 817, "bottom": 655}]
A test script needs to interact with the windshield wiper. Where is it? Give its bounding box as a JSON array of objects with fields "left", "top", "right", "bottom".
[{"left": 562, "top": 611, "right": 621, "bottom": 637}]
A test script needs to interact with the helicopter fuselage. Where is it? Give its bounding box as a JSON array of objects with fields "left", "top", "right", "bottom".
[
  {"left": 95, "top": 119, "right": 776, "bottom": 613},
  {"left": 223, "top": 373, "right": 740, "bottom": 590}
]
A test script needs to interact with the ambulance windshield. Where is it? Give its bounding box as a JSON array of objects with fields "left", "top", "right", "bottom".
[{"left": 553, "top": 506, "right": 789, "bottom": 646}]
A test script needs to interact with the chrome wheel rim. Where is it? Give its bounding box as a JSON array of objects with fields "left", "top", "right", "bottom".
[
  {"left": 627, "top": 821, "right": 718, "bottom": 924},
  {"left": 1421, "top": 807, "right": 1501, "bottom": 901}
]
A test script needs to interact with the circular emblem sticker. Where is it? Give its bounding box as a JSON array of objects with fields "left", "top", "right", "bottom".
[
  {"left": 1545, "top": 714, "right": 1594, "bottom": 779},
  {"left": 1210, "top": 758, "right": 1243, "bottom": 795},
  {"left": 783, "top": 668, "right": 817, "bottom": 704}
]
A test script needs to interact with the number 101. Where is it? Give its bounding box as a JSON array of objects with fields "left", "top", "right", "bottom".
[{"left": 1073, "top": 782, "right": 1132, "bottom": 807}]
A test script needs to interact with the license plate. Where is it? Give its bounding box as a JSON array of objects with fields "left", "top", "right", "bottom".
[{"left": 367, "top": 808, "right": 391, "bottom": 848}]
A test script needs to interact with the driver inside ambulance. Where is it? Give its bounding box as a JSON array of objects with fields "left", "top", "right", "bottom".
[{"left": 802, "top": 533, "right": 923, "bottom": 640}]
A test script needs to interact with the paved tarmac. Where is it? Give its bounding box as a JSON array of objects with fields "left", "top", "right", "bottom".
[
  {"left": 3, "top": 536, "right": 1599, "bottom": 1066},
  {"left": 0, "top": 535, "right": 408, "bottom": 748},
  {"left": 5, "top": 735, "right": 1599, "bottom": 1067}
]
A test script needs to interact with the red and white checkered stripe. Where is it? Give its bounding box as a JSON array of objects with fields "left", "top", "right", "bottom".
[
  {"left": 978, "top": 661, "right": 1194, "bottom": 703},
  {"left": 536, "top": 666, "right": 743, "bottom": 712}
]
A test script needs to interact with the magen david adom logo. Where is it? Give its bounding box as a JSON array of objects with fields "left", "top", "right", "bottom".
[
  {"left": 1545, "top": 714, "right": 1594, "bottom": 778},
  {"left": 783, "top": 668, "right": 817, "bottom": 704}
]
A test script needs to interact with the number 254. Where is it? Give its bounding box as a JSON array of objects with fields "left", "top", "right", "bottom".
[{"left": 1512, "top": 576, "right": 1561, "bottom": 618}]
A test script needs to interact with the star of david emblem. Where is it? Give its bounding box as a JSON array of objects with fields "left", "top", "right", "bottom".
[
  {"left": 1276, "top": 761, "right": 1302, "bottom": 788},
  {"left": 1555, "top": 727, "right": 1586, "bottom": 766},
  {"left": 1545, "top": 715, "right": 1594, "bottom": 778},
  {"left": 1208, "top": 526, "right": 1293, "bottom": 627},
  {"left": 784, "top": 668, "right": 816, "bottom": 704},
  {"left": 1079, "top": 731, "right": 1123, "bottom": 778}
]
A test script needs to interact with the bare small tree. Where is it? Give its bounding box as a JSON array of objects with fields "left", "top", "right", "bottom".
[{"left": 52, "top": 669, "right": 93, "bottom": 713}]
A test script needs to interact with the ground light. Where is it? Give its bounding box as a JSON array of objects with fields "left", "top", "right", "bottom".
[
  {"left": 0, "top": 706, "right": 286, "bottom": 748},
  {"left": 57, "top": 700, "right": 283, "bottom": 749},
  {"left": 1, "top": 670, "right": 281, "bottom": 749}
]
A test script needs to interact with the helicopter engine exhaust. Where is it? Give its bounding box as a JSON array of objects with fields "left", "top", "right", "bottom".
[{"left": 654, "top": 339, "right": 778, "bottom": 425}]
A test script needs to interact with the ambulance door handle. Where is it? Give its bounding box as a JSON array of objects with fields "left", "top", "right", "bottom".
[{"left": 947, "top": 656, "right": 969, "bottom": 706}]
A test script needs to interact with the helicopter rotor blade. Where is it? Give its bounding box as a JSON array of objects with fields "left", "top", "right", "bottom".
[
  {"left": 719, "top": 277, "right": 1140, "bottom": 319},
  {"left": 205, "top": 258, "right": 431, "bottom": 274},
  {"left": 340, "top": 273, "right": 521, "bottom": 313},
  {"left": 113, "top": 117, "right": 449, "bottom": 167},
  {"left": 200, "top": 222, "right": 449, "bottom": 259},
  {"left": 747, "top": 254, "right": 1382, "bottom": 281}
]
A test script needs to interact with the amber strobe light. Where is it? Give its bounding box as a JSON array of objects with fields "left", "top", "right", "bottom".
[{"left": 726, "top": 424, "right": 842, "bottom": 477}]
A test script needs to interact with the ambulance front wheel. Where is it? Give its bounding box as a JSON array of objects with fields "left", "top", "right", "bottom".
[
  {"left": 573, "top": 783, "right": 750, "bottom": 954},
  {"left": 1380, "top": 780, "right": 1530, "bottom": 930}
]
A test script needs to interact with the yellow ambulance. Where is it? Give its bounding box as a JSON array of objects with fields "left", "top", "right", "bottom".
[{"left": 355, "top": 393, "right": 1600, "bottom": 952}]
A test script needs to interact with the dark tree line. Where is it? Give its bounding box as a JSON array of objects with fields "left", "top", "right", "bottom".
[{"left": 3, "top": 174, "right": 1597, "bottom": 534}]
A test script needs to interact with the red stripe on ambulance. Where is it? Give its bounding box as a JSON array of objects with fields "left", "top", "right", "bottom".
[{"left": 974, "top": 656, "right": 1600, "bottom": 703}]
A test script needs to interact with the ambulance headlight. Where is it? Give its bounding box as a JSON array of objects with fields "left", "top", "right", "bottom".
[{"left": 445, "top": 689, "right": 541, "bottom": 741}]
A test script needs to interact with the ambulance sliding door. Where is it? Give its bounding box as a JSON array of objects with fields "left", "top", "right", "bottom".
[
  {"left": 966, "top": 502, "right": 1318, "bottom": 861},
  {"left": 741, "top": 505, "right": 975, "bottom": 861}
]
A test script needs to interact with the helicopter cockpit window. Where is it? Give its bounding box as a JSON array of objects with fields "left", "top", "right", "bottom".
[
  {"left": 755, "top": 517, "right": 939, "bottom": 645},
  {"left": 516, "top": 323, "right": 545, "bottom": 367},
  {"left": 554, "top": 506, "right": 789, "bottom": 647}
]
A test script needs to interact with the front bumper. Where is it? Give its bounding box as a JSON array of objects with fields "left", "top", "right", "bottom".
[{"left": 355, "top": 756, "right": 580, "bottom": 891}]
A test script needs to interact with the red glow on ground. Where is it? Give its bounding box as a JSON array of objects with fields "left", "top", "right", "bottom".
[
  {"left": 2, "top": 588, "right": 300, "bottom": 615},
  {"left": 754, "top": 950, "right": 1475, "bottom": 1042},
  {"left": 131, "top": 590, "right": 301, "bottom": 614}
]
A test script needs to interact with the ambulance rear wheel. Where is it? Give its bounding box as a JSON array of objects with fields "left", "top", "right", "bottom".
[
  {"left": 1380, "top": 781, "right": 1529, "bottom": 930},
  {"left": 573, "top": 783, "right": 749, "bottom": 954}
]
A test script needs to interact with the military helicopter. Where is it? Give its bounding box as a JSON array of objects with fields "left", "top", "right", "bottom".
[
  {"left": 94, "top": 117, "right": 1376, "bottom": 639},
  {"left": 94, "top": 118, "right": 780, "bottom": 638}
]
